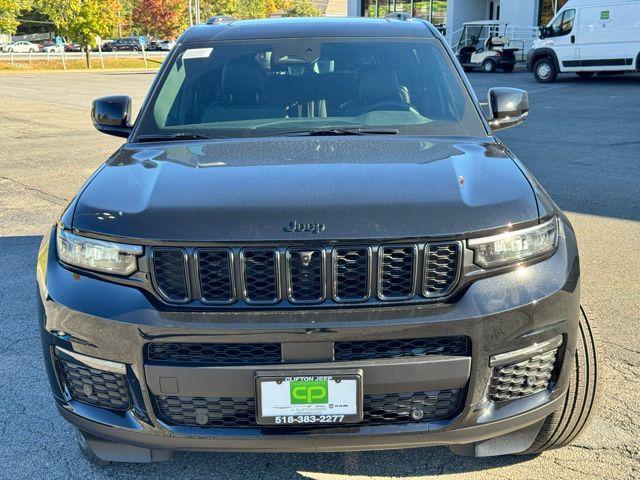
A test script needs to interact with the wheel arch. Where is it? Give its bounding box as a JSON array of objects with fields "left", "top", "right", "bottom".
[{"left": 529, "top": 48, "right": 560, "bottom": 72}]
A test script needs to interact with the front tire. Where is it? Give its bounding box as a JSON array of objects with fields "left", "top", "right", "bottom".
[
  {"left": 482, "top": 59, "right": 497, "bottom": 73},
  {"left": 533, "top": 57, "right": 558, "bottom": 83},
  {"left": 521, "top": 306, "right": 600, "bottom": 454}
]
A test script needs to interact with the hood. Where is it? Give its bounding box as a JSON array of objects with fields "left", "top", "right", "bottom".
[{"left": 72, "top": 136, "right": 539, "bottom": 242}]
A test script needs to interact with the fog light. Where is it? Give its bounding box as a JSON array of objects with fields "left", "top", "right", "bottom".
[{"left": 489, "top": 336, "right": 562, "bottom": 402}]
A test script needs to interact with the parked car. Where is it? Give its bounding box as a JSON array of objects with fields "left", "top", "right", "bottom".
[
  {"left": 0, "top": 42, "right": 11, "bottom": 52},
  {"left": 38, "top": 17, "right": 599, "bottom": 466},
  {"left": 5, "top": 41, "right": 39, "bottom": 53},
  {"left": 156, "top": 39, "right": 176, "bottom": 51},
  {"left": 64, "top": 43, "right": 82, "bottom": 52},
  {"left": 528, "top": 0, "right": 640, "bottom": 82},
  {"left": 42, "top": 40, "right": 64, "bottom": 53},
  {"left": 105, "top": 37, "right": 142, "bottom": 51},
  {"left": 146, "top": 38, "right": 161, "bottom": 50}
]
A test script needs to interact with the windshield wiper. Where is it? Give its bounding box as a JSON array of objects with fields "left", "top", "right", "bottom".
[
  {"left": 135, "top": 133, "right": 217, "bottom": 143},
  {"left": 277, "top": 127, "right": 399, "bottom": 137}
]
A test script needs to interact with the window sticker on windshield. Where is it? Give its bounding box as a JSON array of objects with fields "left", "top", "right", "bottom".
[{"left": 183, "top": 47, "right": 213, "bottom": 59}]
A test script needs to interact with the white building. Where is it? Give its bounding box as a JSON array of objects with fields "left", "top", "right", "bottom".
[{"left": 347, "top": 0, "right": 570, "bottom": 34}]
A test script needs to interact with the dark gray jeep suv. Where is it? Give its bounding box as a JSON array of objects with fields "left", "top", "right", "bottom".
[{"left": 37, "top": 17, "right": 599, "bottom": 465}]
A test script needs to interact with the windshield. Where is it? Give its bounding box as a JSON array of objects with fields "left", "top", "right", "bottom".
[{"left": 134, "top": 37, "right": 486, "bottom": 140}]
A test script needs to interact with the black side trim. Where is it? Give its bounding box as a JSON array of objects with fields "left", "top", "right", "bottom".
[{"left": 563, "top": 58, "right": 633, "bottom": 67}]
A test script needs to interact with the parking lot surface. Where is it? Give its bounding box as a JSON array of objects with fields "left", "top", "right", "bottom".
[{"left": 0, "top": 70, "right": 638, "bottom": 479}]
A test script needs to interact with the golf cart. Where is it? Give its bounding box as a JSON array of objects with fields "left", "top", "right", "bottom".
[{"left": 455, "top": 21, "right": 522, "bottom": 73}]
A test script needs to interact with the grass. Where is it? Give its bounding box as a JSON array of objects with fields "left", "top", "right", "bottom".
[{"left": 0, "top": 56, "right": 162, "bottom": 72}]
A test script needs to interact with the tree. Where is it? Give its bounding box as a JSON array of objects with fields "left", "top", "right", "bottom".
[
  {"left": 0, "top": 0, "right": 31, "bottom": 35},
  {"left": 200, "top": 0, "right": 299, "bottom": 21},
  {"left": 282, "top": 0, "right": 322, "bottom": 17},
  {"left": 37, "top": 0, "right": 120, "bottom": 67},
  {"left": 132, "top": 0, "right": 187, "bottom": 39}
]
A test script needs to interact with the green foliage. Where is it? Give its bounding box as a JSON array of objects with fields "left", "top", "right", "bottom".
[
  {"left": 282, "top": 0, "right": 322, "bottom": 17},
  {"left": 200, "top": 0, "right": 321, "bottom": 21},
  {"left": 0, "top": 0, "right": 31, "bottom": 34},
  {"left": 36, "top": 0, "right": 120, "bottom": 47},
  {"left": 132, "top": 0, "right": 187, "bottom": 38}
]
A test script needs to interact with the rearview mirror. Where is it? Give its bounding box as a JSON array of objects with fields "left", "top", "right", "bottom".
[
  {"left": 91, "top": 95, "right": 132, "bottom": 138},
  {"left": 487, "top": 87, "right": 529, "bottom": 131}
]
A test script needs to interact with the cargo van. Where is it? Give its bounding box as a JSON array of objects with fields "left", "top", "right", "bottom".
[{"left": 527, "top": 0, "right": 640, "bottom": 82}]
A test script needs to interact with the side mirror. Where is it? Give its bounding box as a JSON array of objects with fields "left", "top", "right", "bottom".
[
  {"left": 91, "top": 95, "right": 132, "bottom": 138},
  {"left": 539, "top": 26, "right": 551, "bottom": 39},
  {"left": 487, "top": 87, "right": 529, "bottom": 131}
]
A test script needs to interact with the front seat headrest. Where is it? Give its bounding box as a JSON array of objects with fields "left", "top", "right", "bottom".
[
  {"left": 357, "top": 65, "right": 402, "bottom": 103},
  {"left": 221, "top": 58, "right": 266, "bottom": 104}
]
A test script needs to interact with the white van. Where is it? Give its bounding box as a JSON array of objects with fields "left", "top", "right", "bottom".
[{"left": 527, "top": 0, "right": 640, "bottom": 82}]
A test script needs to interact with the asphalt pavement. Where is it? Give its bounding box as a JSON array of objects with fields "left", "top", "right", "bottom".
[{"left": 0, "top": 69, "right": 638, "bottom": 479}]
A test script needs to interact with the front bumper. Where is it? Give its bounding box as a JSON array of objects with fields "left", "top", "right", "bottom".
[{"left": 37, "top": 220, "right": 580, "bottom": 455}]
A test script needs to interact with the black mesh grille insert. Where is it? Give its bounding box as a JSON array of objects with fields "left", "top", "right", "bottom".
[
  {"left": 363, "top": 388, "right": 464, "bottom": 425},
  {"left": 335, "top": 336, "right": 471, "bottom": 361},
  {"left": 242, "top": 249, "right": 279, "bottom": 303},
  {"left": 197, "top": 249, "right": 234, "bottom": 303},
  {"left": 151, "top": 248, "right": 189, "bottom": 302},
  {"left": 57, "top": 358, "right": 129, "bottom": 411},
  {"left": 490, "top": 349, "right": 558, "bottom": 402},
  {"left": 379, "top": 245, "right": 416, "bottom": 299},
  {"left": 157, "top": 396, "right": 256, "bottom": 427},
  {"left": 424, "top": 243, "right": 460, "bottom": 297},
  {"left": 333, "top": 247, "right": 370, "bottom": 301},
  {"left": 147, "top": 343, "right": 282, "bottom": 365},
  {"left": 148, "top": 242, "right": 462, "bottom": 306},
  {"left": 155, "top": 388, "right": 464, "bottom": 427},
  {"left": 146, "top": 337, "right": 469, "bottom": 365},
  {"left": 288, "top": 248, "right": 324, "bottom": 302}
]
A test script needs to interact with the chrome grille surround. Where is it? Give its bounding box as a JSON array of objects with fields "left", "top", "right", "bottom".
[{"left": 149, "top": 241, "right": 462, "bottom": 307}]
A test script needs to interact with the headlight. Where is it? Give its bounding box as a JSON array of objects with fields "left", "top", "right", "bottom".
[
  {"left": 56, "top": 226, "right": 142, "bottom": 275},
  {"left": 468, "top": 218, "right": 558, "bottom": 268}
]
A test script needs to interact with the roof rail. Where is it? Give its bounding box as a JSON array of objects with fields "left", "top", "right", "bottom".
[
  {"left": 384, "top": 12, "right": 412, "bottom": 21},
  {"left": 206, "top": 15, "right": 236, "bottom": 25}
]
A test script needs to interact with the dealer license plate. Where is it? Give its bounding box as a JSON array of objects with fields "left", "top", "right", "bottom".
[{"left": 255, "top": 372, "right": 363, "bottom": 425}]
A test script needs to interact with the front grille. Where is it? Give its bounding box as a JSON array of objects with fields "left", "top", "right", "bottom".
[
  {"left": 151, "top": 248, "right": 189, "bottom": 302},
  {"left": 57, "top": 358, "right": 130, "bottom": 411},
  {"left": 423, "top": 242, "right": 461, "bottom": 297},
  {"left": 196, "top": 249, "right": 234, "bottom": 304},
  {"left": 155, "top": 388, "right": 464, "bottom": 427},
  {"left": 490, "top": 349, "right": 558, "bottom": 402},
  {"left": 333, "top": 247, "right": 371, "bottom": 302},
  {"left": 149, "top": 241, "right": 461, "bottom": 307},
  {"left": 146, "top": 336, "right": 469, "bottom": 365},
  {"left": 147, "top": 343, "right": 282, "bottom": 365},
  {"left": 287, "top": 248, "right": 325, "bottom": 302},
  {"left": 241, "top": 249, "right": 279, "bottom": 304},
  {"left": 334, "top": 336, "right": 471, "bottom": 361},
  {"left": 378, "top": 245, "right": 417, "bottom": 299}
]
